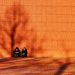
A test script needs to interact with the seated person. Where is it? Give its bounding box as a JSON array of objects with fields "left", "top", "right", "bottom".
[
  {"left": 21, "top": 47, "right": 27, "bottom": 57},
  {"left": 12, "top": 47, "right": 21, "bottom": 58}
]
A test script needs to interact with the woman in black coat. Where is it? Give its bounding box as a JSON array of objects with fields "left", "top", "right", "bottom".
[
  {"left": 12, "top": 47, "right": 21, "bottom": 58},
  {"left": 21, "top": 47, "right": 27, "bottom": 57}
]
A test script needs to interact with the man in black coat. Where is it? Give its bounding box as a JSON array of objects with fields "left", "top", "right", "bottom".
[
  {"left": 12, "top": 47, "right": 21, "bottom": 58},
  {"left": 21, "top": 47, "right": 27, "bottom": 57}
]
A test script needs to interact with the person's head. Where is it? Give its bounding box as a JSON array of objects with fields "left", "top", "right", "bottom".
[
  {"left": 22, "top": 47, "right": 27, "bottom": 51},
  {"left": 15, "top": 47, "right": 19, "bottom": 51}
]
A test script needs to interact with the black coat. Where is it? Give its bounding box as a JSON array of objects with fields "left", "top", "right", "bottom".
[
  {"left": 12, "top": 47, "right": 21, "bottom": 57},
  {"left": 21, "top": 48, "right": 27, "bottom": 57}
]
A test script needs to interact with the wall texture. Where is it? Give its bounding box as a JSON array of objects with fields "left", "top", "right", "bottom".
[{"left": 0, "top": 0, "right": 75, "bottom": 58}]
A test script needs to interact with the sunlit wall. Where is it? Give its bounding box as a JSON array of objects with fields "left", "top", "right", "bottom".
[{"left": 0, "top": 0, "right": 75, "bottom": 58}]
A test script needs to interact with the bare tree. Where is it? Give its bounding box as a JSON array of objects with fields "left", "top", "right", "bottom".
[
  {"left": 0, "top": 4, "right": 45, "bottom": 57},
  {"left": 0, "top": 4, "right": 29, "bottom": 57},
  {"left": 5, "top": 4, "right": 28, "bottom": 50}
]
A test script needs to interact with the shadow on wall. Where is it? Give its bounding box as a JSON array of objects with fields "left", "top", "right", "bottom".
[{"left": 0, "top": 3, "right": 46, "bottom": 58}]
